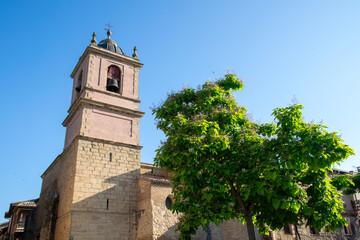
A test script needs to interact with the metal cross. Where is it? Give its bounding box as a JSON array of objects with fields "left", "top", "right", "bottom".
[{"left": 105, "top": 23, "right": 113, "bottom": 31}]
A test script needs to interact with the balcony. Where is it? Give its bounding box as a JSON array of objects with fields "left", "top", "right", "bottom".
[
  {"left": 14, "top": 222, "right": 25, "bottom": 232},
  {"left": 351, "top": 200, "right": 360, "bottom": 212}
]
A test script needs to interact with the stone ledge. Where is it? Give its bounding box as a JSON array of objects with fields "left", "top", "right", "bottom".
[
  {"left": 139, "top": 174, "right": 171, "bottom": 186},
  {"left": 85, "top": 87, "right": 141, "bottom": 103},
  {"left": 42, "top": 135, "right": 142, "bottom": 178},
  {"left": 63, "top": 98, "right": 144, "bottom": 127}
]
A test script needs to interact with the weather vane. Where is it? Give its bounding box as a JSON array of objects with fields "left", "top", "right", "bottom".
[
  {"left": 105, "top": 23, "right": 113, "bottom": 31},
  {"left": 105, "top": 23, "right": 114, "bottom": 38}
]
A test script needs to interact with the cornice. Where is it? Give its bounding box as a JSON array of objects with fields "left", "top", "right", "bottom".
[
  {"left": 42, "top": 135, "right": 143, "bottom": 178},
  {"left": 85, "top": 86, "right": 141, "bottom": 103},
  {"left": 62, "top": 97, "right": 145, "bottom": 127},
  {"left": 79, "top": 135, "right": 143, "bottom": 150},
  {"left": 138, "top": 174, "right": 171, "bottom": 186},
  {"left": 71, "top": 44, "right": 143, "bottom": 78}
]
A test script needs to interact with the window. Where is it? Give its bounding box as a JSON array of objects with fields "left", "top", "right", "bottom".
[
  {"left": 109, "top": 153, "right": 112, "bottom": 162},
  {"left": 75, "top": 71, "right": 82, "bottom": 93},
  {"left": 165, "top": 196, "right": 173, "bottom": 210},
  {"left": 106, "top": 65, "right": 121, "bottom": 93},
  {"left": 106, "top": 199, "right": 109, "bottom": 210}
]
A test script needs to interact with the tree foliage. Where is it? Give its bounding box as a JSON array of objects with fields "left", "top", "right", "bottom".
[
  {"left": 152, "top": 74, "right": 354, "bottom": 240},
  {"left": 332, "top": 172, "right": 360, "bottom": 195}
]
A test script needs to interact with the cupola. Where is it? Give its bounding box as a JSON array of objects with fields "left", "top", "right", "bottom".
[{"left": 97, "top": 30, "right": 125, "bottom": 55}]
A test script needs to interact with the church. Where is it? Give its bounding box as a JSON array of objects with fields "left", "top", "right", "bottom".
[
  {"left": 33, "top": 29, "right": 228, "bottom": 240},
  {"left": 2, "top": 31, "right": 360, "bottom": 240}
]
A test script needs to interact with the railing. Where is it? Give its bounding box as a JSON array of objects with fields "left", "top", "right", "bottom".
[
  {"left": 14, "top": 222, "right": 25, "bottom": 232},
  {"left": 351, "top": 200, "right": 360, "bottom": 211}
]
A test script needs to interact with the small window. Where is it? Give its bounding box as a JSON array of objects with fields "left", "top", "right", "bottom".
[
  {"left": 165, "top": 196, "right": 173, "bottom": 210},
  {"left": 75, "top": 71, "right": 82, "bottom": 93},
  {"left": 106, "top": 65, "right": 121, "bottom": 93},
  {"left": 106, "top": 199, "right": 109, "bottom": 210},
  {"left": 109, "top": 153, "right": 112, "bottom": 162}
]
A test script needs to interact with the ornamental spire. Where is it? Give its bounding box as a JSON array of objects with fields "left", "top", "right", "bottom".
[
  {"left": 132, "top": 46, "right": 138, "bottom": 59},
  {"left": 91, "top": 32, "right": 97, "bottom": 45},
  {"left": 105, "top": 23, "right": 113, "bottom": 39}
]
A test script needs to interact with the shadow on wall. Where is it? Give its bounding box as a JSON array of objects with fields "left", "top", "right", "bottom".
[
  {"left": 67, "top": 170, "right": 140, "bottom": 240},
  {"left": 47, "top": 169, "right": 230, "bottom": 240}
]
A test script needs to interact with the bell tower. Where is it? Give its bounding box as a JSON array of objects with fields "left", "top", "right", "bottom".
[
  {"left": 37, "top": 30, "right": 144, "bottom": 240},
  {"left": 64, "top": 30, "right": 143, "bottom": 149}
]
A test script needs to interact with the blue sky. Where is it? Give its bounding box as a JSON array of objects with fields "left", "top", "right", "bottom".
[{"left": 0, "top": 1, "right": 359, "bottom": 222}]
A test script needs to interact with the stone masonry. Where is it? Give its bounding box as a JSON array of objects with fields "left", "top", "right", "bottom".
[
  {"left": 36, "top": 31, "right": 144, "bottom": 240},
  {"left": 69, "top": 137, "right": 141, "bottom": 239}
]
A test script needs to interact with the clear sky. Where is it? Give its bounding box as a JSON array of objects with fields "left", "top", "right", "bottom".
[{"left": 0, "top": 0, "right": 359, "bottom": 222}]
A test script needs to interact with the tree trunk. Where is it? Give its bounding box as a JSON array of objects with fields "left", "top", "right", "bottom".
[
  {"left": 225, "top": 177, "right": 256, "bottom": 240},
  {"left": 204, "top": 224, "right": 212, "bottom": 240},
  {"left": 295, "top": 225, "right": 301, "bottom": 240},
  {"left": 244, "top": 212, "right": 257, "bottom": 240}
]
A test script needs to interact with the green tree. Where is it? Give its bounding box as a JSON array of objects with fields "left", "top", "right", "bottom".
[
  {"left": 152, "top": 74, "right": 354, "bottom": 240},
  {"left": 332, "top": 171, "right": 360, "bottom": 195}
]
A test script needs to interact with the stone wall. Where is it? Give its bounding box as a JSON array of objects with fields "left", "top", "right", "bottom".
[
  {"left": 272, "top": 221, "right": 360, "bottom": 240},
  {"left": 222, "top": 219, "right": 256, "bottom": 240},
  {"left": 37, "top": 136, "right": 142, "bottom": 240},
  {"left": 151, "top": 182, "right": 179, "bottom": 240},
  {"left": 69, "top": 137, "right": 141, "bottom": 240},
  {"left": 136, "top": 166, "right": 224, "bottom": 240},
  {"left": 136, "top": 178, "right": 153, "bottom": 240},
  {"left": 37, "top": 139, "right": 78, "bottom": 240}
]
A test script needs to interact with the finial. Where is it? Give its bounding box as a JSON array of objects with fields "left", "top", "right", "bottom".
[
  {"left": 105, "top": 23, "right": 113, "bottom": 39},
  {"left": 91, "top": 32, "right": 97, "bottom": 45},
  {"left": 132, "top": 46, "right": 138, "bottom": 59}
]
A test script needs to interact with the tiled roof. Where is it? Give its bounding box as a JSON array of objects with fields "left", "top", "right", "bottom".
[
  {"left": 6, "top": 198, "right": 38, "bottom": 217},
  {"left": 0, "top": 222, "right": 8, "bottom": 229},
  {"left": 139, "top": 173, "right": 171, "bottom": 185},
  {"left": 10, "top": 199, "right": 37, "bottom": 208}
]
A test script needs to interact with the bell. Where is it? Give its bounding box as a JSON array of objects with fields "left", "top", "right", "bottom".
[
  {"left": 107, "top": 78, "right": 119, "bottom": 92},
  {"left": 75, "top": 84, "right": 81, "bottom": 92}
]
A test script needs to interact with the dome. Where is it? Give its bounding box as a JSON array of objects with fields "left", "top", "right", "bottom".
[{"left": 97, "top": 30, "right": 125, "bottom": 55}]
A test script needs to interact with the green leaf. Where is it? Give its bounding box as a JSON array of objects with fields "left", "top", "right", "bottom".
[
  {"left": 291, "top": 203, "right": 301, "bottom": 214},
  {"left": 280, "top": 201, "right": 290, "bottom": 210},
  {"left": 290, "top": 187, "right": 299, "bottom": 196},
  {"left": 272, "top": 199, "right": 280, "bottom": 209}
]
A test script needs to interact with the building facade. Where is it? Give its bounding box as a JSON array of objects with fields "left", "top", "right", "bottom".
[{"left": 3, "top": 199, "right": 37, "bottom": 240}]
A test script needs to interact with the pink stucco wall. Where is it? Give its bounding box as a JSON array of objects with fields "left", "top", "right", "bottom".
[
  {"left": 64, "top": 46, "right": 142, "bottom": 149},
  {"left": 87, "top": 108, "right": 136, "bottom": 145},
  {"left": 64, "top": 110, "right": 82, "bottom": 148},
  {"left": 87, "top": 53, "right": 139, "bottom": 100}
]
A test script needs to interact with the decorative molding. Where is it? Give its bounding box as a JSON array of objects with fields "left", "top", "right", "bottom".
[
  {"left": 71, "top": 45, "right": 143, "bottom": 79},
  {"left": 41, "top": 135, "right": 142, "bottom": 178},
  {"left": 63, "top": 94, "right": 144, "bottom": 127},
  {"left": 85, "top": 86, "right": 140, "bottom": 103}
]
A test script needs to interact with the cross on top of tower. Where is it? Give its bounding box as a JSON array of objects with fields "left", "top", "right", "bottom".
[{"left": 105, "top": 23, "right": 113, "bottom": 39}]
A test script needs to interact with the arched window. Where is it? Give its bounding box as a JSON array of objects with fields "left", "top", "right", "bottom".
[
  {"left": 106, "top": 65, "right": 121, "bottom": 93},
  {"left": 75, "top": 71, "right": 82, "bottom": 93}
]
